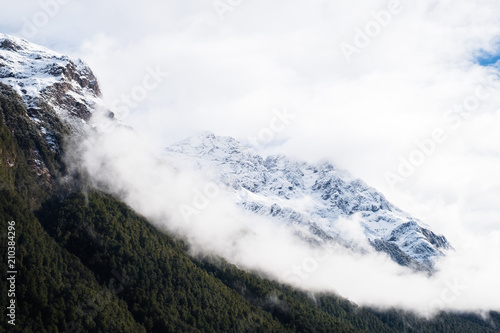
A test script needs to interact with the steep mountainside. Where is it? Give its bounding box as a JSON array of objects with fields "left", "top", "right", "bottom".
[
  {"left": 1, "top": 33, "right": 499, "bottom": 332},
  {"left": 1, "top": 33, "right": 117, "bottom": 159},
  {"left": 0, "top": 33, "right": 100, "bottom": 119}
]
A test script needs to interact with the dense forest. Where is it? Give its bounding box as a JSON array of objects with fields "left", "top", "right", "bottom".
[{"left": 1, "top": 82, "right": 500, "bottom": 332}]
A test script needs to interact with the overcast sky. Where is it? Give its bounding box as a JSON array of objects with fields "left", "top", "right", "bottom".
[{"left": 2, "top": 0, "right": 500, "bottom": 236}]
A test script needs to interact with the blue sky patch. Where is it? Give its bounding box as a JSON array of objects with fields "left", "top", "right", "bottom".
[{"left": 477, "top": 53, "right": 500, "bottom": 66}]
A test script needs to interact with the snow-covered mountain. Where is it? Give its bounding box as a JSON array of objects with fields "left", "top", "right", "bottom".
[
  {"left": 0, "top": 33, "right": 116, "bottom": 191},
  {"left": 0, "top": 33, "right": 450, "bottom": 272},
  {"left": 0, "top": 33, "right": 100, "bottom": 113},
  {"left": 165, "top": 132, "right": 451, "bottom": 271},
  {"left": 0, "top": 33, "right": 108, "bottom": 152}
]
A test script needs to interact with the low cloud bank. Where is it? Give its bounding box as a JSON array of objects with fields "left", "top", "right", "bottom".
[{"left": 70, "top": 113, "right": 500, "bottom": 318}]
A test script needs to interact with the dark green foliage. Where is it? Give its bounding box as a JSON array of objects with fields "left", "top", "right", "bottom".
[
  {"left": 369, "top": 308, "right": 500, "bottom": 333},
  {"left": 38, "top": 192, "right": 293, "bottom": 333},
  {"left": 0, "top": 85, "right": 144, "bottom": 332},
  {"left": 0, "top": 190, "right": 145, "bottom": 333},
  {"left": 0, "top": 83, "right": 67, "bottom": 209},
  {"left": 37, "top": 192, "right": 500, "bottom": 333},
  {"left": 197, "top": 256, "right": 371, "bottom": 332}
]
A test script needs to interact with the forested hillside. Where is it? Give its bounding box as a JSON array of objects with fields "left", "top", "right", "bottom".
[{"left": 1, "top": 83, "right": 499, "bottom": 332}]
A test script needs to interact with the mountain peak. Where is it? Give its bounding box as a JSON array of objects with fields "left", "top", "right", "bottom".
[
  {"left": 0, "top": 33, "right": 101, "bottom": 121},
  {"left": 165, "top": 132, "right": 451, "bottom": 270},
  {"left": 168, "top": 131, "right": 253, "bottom": 157},
  {"left": 0, "top": 33, "right": 111, "bottom": 155},
  {"left": 0, "top": 33, "right": 58, "bottom": 55}
]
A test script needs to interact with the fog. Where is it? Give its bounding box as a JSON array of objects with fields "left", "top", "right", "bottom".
[
  {"left": 73, "top": 111, "right": 500, "bottom": 317},
  {"left": 2, "top": 0, "right": 500, "bottom": 317}
]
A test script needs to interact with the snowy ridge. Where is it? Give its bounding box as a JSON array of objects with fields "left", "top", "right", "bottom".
[
  {"left": 165, "top": 132, "right": 451, "bottom": 270},
  {"left": 0, "top": 33, "right": 102, "bottom": 121},
  {"left": 0, "top": 33, "right": 110, "bottom": 151}
]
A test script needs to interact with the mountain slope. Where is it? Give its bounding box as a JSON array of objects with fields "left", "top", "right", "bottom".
[
  {"left": 0, "top": 87, "right": 146, "bottom": 332},
  {"left": 164, "top": 132, "right": 451, "bottom": 270},
  {"left": 1, "top": 33, "right": 500, "bottom": 333},
  {"left": 0, "top": 33, "right": 109, "bottom": 159},
  {"left": 0, "top": 74, "right": 361, "bottom": 332}
]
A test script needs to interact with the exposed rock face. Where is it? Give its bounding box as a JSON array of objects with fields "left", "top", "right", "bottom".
[
  {"left": 0, "top": 34, "right": 109, "bottom": 193},
  {"left": 0, "top": 33, "right": 102, "bottom": 125}
]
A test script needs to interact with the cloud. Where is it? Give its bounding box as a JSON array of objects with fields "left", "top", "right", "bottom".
[
  {"left": 2, "top": 0, "right": 500, "bottom": 317},
  {"left": 72, "top": 110, "right": 500, "bottom": 317}
]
